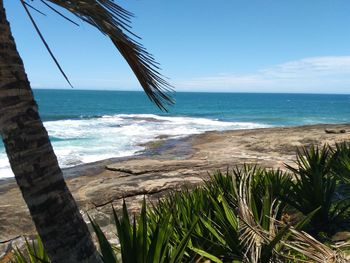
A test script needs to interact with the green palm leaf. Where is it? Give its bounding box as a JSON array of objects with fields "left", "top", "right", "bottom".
[{"left": 32, "top": 0, "right": 174, "bottom": 110}]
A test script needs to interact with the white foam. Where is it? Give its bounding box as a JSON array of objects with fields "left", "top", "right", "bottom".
[{"left": 0, "top": 114, "right": 269, "bottom": 179}]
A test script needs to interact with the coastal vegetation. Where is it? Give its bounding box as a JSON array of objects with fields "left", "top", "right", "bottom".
[{"left": 12, "top": 143, "right": 350, "bottom": 262}]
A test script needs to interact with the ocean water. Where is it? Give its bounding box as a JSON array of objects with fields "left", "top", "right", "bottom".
[{"left": 0, "top": 90, "right": 350, "bottom": 179}]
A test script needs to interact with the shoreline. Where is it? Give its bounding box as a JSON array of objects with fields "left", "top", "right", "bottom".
[
  {"left": 0, "top": 122, "right": 349, "bottom": 192},
  {"left": 0, "top": 127, "right": 198, "bottom": 184},
  {"left": 1, "top": 122, "right": 348, "bottom": 185},
  {"left": 1, "top": 123, "right": 350, "bottom": 254},
  {"left": 0, "top": 122, "right": 348, "bottom": 190}
]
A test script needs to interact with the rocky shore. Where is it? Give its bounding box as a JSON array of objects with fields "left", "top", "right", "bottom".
[{"left": 1, "top": 123, "right": 350, "bottom": 259}]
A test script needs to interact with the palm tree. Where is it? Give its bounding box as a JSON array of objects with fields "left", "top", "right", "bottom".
[{"left": 0, "top": 0, "right": 172, "bottom": 262}]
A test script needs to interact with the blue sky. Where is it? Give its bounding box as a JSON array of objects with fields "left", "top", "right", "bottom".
[{"left": 5, "top": 0, "right": 350, "bottom": 93}]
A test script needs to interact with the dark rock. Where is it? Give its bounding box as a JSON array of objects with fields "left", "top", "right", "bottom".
[
  {"left": 325, "top": 129, "right": 346, "bottom": 134},
  {"left": 325, "top": 129, "right": 337, "bottom": 134}
]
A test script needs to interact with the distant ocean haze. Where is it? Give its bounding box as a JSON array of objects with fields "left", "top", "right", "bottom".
[{"left": 0, "top": 90, "right": 349, "bottom": 179}]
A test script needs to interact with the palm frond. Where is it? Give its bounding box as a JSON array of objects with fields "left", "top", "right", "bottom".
[
  {"left": 283, "top": 228, "right": 346, "bottom": 263},
  {"left": 21, "top": 0, "right": 74, "bottom": 88},
  {"left": 24, "top": 2, "right": 47, "bottom": 16},
  {"left": 42, "top": 0, "right": 174, "bottom": 110},
  {"left": 40, "top": 0, "right": 79, "bottom": 26}
]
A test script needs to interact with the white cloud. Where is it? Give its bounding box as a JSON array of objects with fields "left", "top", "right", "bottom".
[{"left": 176, "top": 56, "right": 350, "bottom": 93}]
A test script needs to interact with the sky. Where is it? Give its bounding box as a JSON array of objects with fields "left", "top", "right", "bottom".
[{"left": 4, "top": 0, "right": 350, "bottom": 93}]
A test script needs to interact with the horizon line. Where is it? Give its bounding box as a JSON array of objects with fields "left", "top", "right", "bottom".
[{"left": 32, "top": 87, "right": 350, "bottom": 96}]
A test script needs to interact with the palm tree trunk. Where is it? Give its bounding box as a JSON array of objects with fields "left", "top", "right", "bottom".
[{"left": 0, "top": 2, "right": 102, "bottom": 262}]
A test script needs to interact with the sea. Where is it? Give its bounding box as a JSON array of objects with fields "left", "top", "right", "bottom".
[{"left": 1, "top": 90, "right": 350, "bottom": 179}]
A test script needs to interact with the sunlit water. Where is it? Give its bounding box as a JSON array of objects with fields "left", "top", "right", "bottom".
[{"left": 1, "top": 90, "right": 349, "bottom": 179}]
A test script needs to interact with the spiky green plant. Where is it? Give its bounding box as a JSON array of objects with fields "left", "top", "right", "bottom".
[
  {"left": 233, "top": 166, "right": 295, "bottom": 263},
  {"left": 204, "top": 169, "right": 238, "bottom": 201},
  {"left": 196, "top": 193, "right": 242, "bottom": 262},
  {"left": 196, "top": 165, "right": 316, "bottom": 263},
  {"left": 253, "top": 169, "right": 293, "bottom": 208},
  {"left": 148, "top": 185, "right": 236, "bottom": 261},
  {"left": 285, "top": 145, "right": 350, "bottom": 233},
  {"left": 282, "top": 226, "right": 349, "bottom": 262},
  {"left": 331, "top": 142, "right": 350, "bottom": 184},
  {"left": 90, "top": 198, "right": 195, "bottom": 263},
  {"left": 12, "top": 236, "right": 50, "bottom": 263}
]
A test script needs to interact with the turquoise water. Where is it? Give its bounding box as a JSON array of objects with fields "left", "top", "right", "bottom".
[
  {"left": 36, "top": 90, "right": 350, "bottom": 125},
  {"left": 1, "top": 90, "right": 349, "bottom": 178}
]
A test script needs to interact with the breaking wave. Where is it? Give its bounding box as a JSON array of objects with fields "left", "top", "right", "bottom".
[{"left": 0, "top": 114, "right": 269, "bottom": 179}]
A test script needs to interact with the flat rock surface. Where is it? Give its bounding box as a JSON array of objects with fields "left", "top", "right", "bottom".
[{"left": 1, "top": 124, "right": 350, "bottom": 257}]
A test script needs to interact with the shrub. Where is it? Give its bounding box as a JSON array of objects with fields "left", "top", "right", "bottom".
[
  {"left": 90, "top": 198, "right": 195, "bottom": 263},
  {"left": 331, "top": 142, "right": 350, "bottom": 184},
  {"left": 11, "top": 144, "right": 350, "bottom": 263},
  {"left": 285, "top": 145, "right": 350, "bottom": 234}
]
